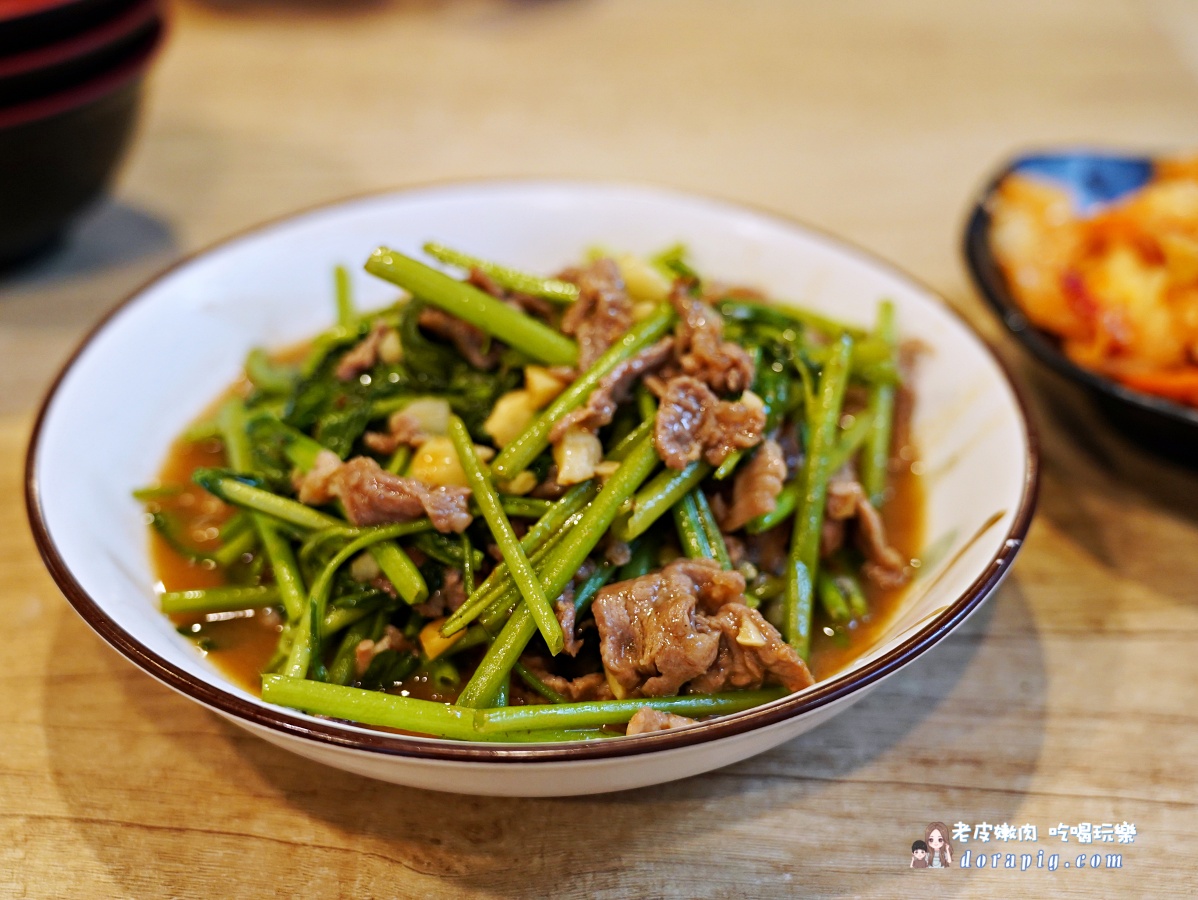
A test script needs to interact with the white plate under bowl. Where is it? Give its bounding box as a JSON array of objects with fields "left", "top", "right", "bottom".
[{"left": 26, "top": 180, "right": 1037, "bottom": 796}]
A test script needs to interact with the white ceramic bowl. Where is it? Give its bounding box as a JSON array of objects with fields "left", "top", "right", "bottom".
[{"left": 26, "top": 181, "right": 1037, "bottom": 796}]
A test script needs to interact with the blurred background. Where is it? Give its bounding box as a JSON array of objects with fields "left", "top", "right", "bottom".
[{"left": 4, "top": 0, "right": 1197, "bottom": 414}]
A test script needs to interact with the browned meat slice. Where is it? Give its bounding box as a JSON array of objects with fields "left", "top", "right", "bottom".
[
  {"left": 720, "top": 439, "right": 787, "bottom": 531},
  {"left": 419, "top": 305, "right": 502, "bottom": 370},
  {"left": 603, "top": 534, "right": 632, "bottom": 567},
  {"left": 652, "top": 375, "right": 709, "bottom": 468},
  {"left": 362, "top": 410, "right": 427, "bottom": 455},
  {"left": 669, "top": 284, "right": 755, "bottom": 394},
  {"left": 528, "top": 465, "right": 568, "bottom": 500},
  {"left": 593, "top": 559, "right": 729, "bottom": 697},
  {"left": 825, "top": 470, "right": 861, "bottom": 521},
  {"left": 464, "top": 267, "right": 557, "bottom": 324},
  {"left": 548, "top": 337, "right": 673, "bottom": 441},
  {"left": 687, "top": 604, "right": 813, "bottom": 694},
  {"left": 701, "top": 397, "right": 767, "bottom": 465},
  {"left": 295, "top": 449, "right": 343, "bottom": 505},
  {"left": 855, "top": 499, "right": 909, "bottom": 587},
  {"left": 370, "top": 575, "right": 398, "bottom": 599},
  {"left": 296, "top": 452, "right": 472, "bottom": 533},
  {"left": 554, "top": 586, "right": 583, "bottom": 657},
  {"left": 882, "top": 338, "right": 924, "bottom": 478},
  {"left": 522, "top": 662, "right": 613, "bottom": 701},
  {"left": 467, "top": 267, "right": 506, "bottom": 298},
  {"left": 744, "top": 524, "right": 790, "bottom": 577},
  {"left": 823, "top": 474, "right": 908, "bottom": 587},
  {"left": 652, "top": 376, "right": 765, "bottom": 469},
  {"left": 414, "top": 568, "right": 468, "bottom": 618},
  {"left": 593, "top": 558, "right": 809, "bottom": 698},
  {"left": 560, "top": 258, "right": 634, "bottom": 370},
  {"left": 626, "top": 707, "right": 699, "bottom": 736},
  {"left": 820, "top": 517, "right": 846, "bottom": 558},
  {"left": 335, "top": 321, "right": 390, "bottom": 381},
  {"left": 723, "top": 533, "right": 746, "bottom": 568},
  {"left": 778, "top": 425, "right": 802, "bottom": 473},
  {"left": 354, "top": 625, "right": 412, "bottom": 678}
]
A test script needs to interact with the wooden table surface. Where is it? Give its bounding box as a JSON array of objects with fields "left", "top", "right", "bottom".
[{"left": 4, "top": 1, "right": 1198, "bottom": 896}]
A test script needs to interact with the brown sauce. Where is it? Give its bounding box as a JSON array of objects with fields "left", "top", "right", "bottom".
[
  {"left": 807, "top": 462, "right": 924, "bottom": 678},
  {"left": 147, "top": 430, "right": 924, "bottom": 693},
  {"left": 149, "top": 432, "right": 285, "bottom": 688}
]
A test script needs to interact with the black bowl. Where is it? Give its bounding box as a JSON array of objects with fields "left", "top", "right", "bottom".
[
  {"left": 0, "top": 0, "right": 139, "bottom": 55},
  {"left": 0, "top": 0, "right": 158, "bottom": 107},
  {"left": 0, "top": 18, "right": 161, "bottom": 267},
  {"left": 963, "top": 150, "right": 1198, "bottom": 460}
]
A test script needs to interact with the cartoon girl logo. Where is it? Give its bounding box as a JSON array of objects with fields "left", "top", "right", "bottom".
[{"left": 925, "top": 822, "right": 953, "bottom": 868}]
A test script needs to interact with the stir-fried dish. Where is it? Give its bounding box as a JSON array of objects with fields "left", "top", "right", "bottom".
[
  {"left": 989, "top": 156, "right": 1198, "bottom": 407},
  {"left": 138, "top": 242, "right": 920, "bottom": 742}
]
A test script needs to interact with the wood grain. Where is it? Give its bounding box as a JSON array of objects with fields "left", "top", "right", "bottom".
[{"left": 3, "top": 1, "right": 1198, "bottom": 896}]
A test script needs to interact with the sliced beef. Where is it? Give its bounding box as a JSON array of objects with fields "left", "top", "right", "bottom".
[
  {"left": 560, "top": 258, "right": 634, "bottom": 370},
  {"left": 418, "top": 305, "right": 502, "bottom": 370},
  {"left": 522, "top": 662, "right": 613, "bottom": 701},
  {"left": 652, "top": 375, "right": 765, "bottom": 469},
  {"left": 528, "top": 465, "right": 568, "bottom": 500},
  {"left": 413, "top": 568, "right": 468, "bottom": 618},
  {"left": 466, "top": 267, "right": 506, "bottom": 298},
  {"left": 603, "top": 534, "right": 633, "bottom": 567},
  {"left": 820, "top": 517, "right": 846, "bottom": 558},
  {"left": 554, "top": 583, "right": 583, "bottom": 657},
  {"left": 362, "top": 410, "right": 427, "bottom": 455},
  {"left": 701, "top": 398, "right": 767, "bottom": 465},
  {"left": 719, "top": 439, "right": 787, "bottom": 532},
  {"left": 296, "top": 451, "right": 472, "bottom": 533},
  {"left": 370, "top": 575, "right": 399, "bottom": 599},
  {"left": 467, "top": 268, "right": 558, "bottom": 324},
  {"left": 652, "top": 375, "right": 708, "bottom": 468},
  {"left": 548, "top": 337, "right": 673, "bottom": 441},
  {"left": 723, "top": 533, "right": 746, "bottom": 568},
  {"left": 778, "top": 425, "right": 802, "bottom": 473},
  {"left": 593, "top": 558, "right": 811, "bottom": 698},
  {"left": 744, "top": 524, "right": 790, "bottom": 577},
  {"left": 687, "top": 603, "right": 813, "bottom": 694},
  {"left": 593, "top": 559, "right": 729, "bottom": 697},
  {"left": 354, "top": 625, "right": 412, "bottom": 678},
  {"left": 824, "top": 472, "right": 909, "bottom": 588},
  {"left": 335, "top": 321, "right": 390, "bottom": 382},
  {"left": 626, "top": 707, "right": 698, "bottom": 736},
  {"left": 669, "top": 284, "right": 756, "bottom": 395},
  {"left": 295, "top": 449, "right": 342, "bottom": 505}
]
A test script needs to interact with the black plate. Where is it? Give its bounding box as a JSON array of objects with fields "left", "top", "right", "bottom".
[{"left": 963, "top": 150, "right": 1198, "bottom": 460}]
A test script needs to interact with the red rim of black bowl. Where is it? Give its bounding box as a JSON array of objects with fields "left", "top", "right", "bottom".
[
  {"left": 0, "top": 0, "right": 139, "bottom": 56},
  {"left": 0, "top": 0, "right": 132, "bottom": 28},
  {"left": 25, "top": 182, "right": 1041, "bottom": 763},
  {"left": 0, "top": 0, "right": 90, "bottom": 22},
  {"left": 0, "top": 8, "right": 161, "bottom": 129},
  {"left": 0, "top": 0, "right": 157, "bottom": 79},
  {"left": 963, "top": 159, "right": 1198, "bottom": 433}
]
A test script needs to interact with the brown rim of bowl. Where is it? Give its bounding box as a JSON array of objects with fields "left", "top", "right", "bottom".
[
  {"left": 0, "top": 10, "right": 162, "bottom": 129},
  {"left": 24, "top": 178, "right": 1040, "bottom": 763}
]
